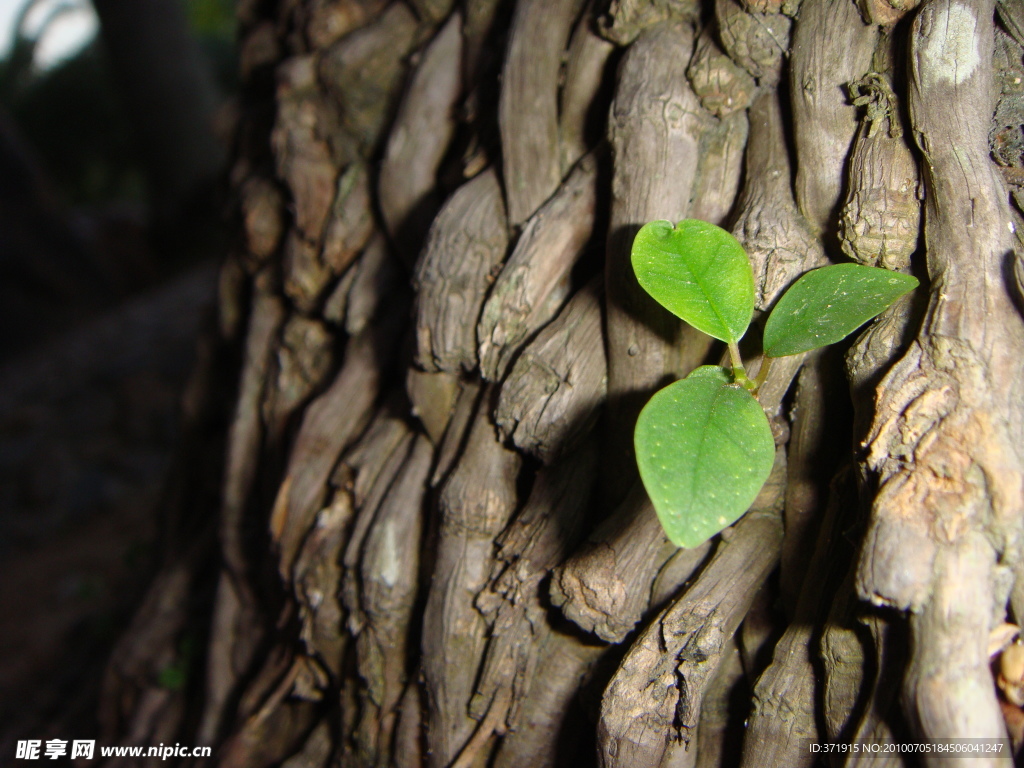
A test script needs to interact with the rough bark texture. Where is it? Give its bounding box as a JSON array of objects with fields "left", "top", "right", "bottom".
[
  {"left": 413, "top": 168, "right": 508, "bottom": 373},
  {"left": 378, "top": 11, "right": 462, "bottom": 252},
  {"left": 87, "top": 0, "right": 1024, "bottom": 766},
  {"left": 856, "top": 2, "right": 1024, "bottom": 761},
  {"left": 499, "top": 0, "right": 581, "bottom": 225},
  {"left": 477, "top": 153, "right": 598, "bottom": 381},
  {"left": 789, "top": 0, "right": 877, "bottom": 235}
]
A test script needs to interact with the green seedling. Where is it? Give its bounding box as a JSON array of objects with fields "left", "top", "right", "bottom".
[{"left": 632, "top": 219, "right": 918, "bottom": 548}]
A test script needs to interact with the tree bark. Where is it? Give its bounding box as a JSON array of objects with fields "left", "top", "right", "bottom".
[{"left": 96, "top": 0, "right": 1024, "bottom": 765}]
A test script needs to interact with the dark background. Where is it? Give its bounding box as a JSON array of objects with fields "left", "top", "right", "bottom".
[{"left": 0, "top": 0, "right": 235, "bottom": 743}]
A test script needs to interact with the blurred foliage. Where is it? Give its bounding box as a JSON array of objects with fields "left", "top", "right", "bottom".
[
  {"left": 185, "top": 0, "right": 234, "bottom": 37},
  {"left": 186, "top": 0, "right": 238, "bottom": 92}
]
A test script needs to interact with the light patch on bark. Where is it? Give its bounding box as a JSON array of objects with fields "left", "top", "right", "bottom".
[
  {"left": 378, "top": 519, "right": 401, "bottom": 587},
  {"left": 919, "top": 2, "right": 980, "bottom": 86}
]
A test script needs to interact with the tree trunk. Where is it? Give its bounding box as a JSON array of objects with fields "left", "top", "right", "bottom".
[{"left": 98, "top": 0, "right": 1024, "bottom": 765}]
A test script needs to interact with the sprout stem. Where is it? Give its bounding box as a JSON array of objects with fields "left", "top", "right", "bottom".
[
  {"left": 728, "top": 341, "right": 756, "bottom": 391},
  {"left": 753, "top": 355, "right": 773, "bottom": 393}
]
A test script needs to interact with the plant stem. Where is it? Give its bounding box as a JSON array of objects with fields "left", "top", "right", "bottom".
[
  {"left": 753, "top": 355, "right": 773, "bottom": 393},
  {"left": 728, "top": 341, "right": 756, "bottom": 391}
]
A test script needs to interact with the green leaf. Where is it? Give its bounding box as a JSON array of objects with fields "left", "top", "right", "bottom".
[
  {"left": 635, "top": 376, "right": 775, "bottom": 549},
  {"left": 631, "top": 219, "right": 755, "bottom": 344},
  {"left": 762, "top": 264, "right": 918, "bottom": 357},
  {"left": 685, "top": 365, "right": 733, "bottom": 384}
]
